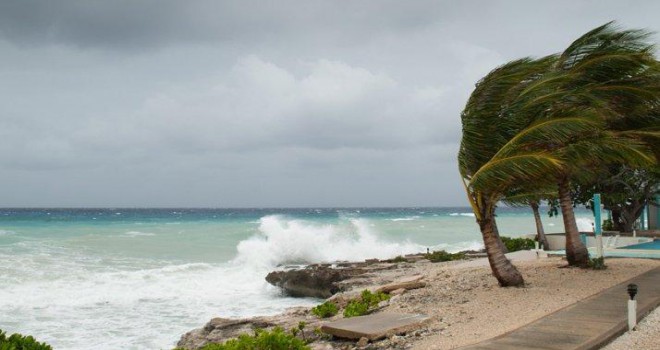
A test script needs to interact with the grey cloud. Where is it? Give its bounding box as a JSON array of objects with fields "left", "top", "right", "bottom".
[
  {"left": 0, "top": 0, "right": 444, "bottom": 50},
  {"left": 0, "top": 1, "right": 659, "bottom": 207}
]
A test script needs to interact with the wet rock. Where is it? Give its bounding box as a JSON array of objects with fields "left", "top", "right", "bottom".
[{"left": 266, "top": 265, "right": 366, "bottom": 298}]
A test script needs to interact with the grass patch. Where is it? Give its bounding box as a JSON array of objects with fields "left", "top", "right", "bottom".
[
  {"left": 311, "top": 301, "right": 338, "bottom": 318},
  {"left": 500, "top": 237, "right": 536, "bottom": 252},
  {"left": 343, "top": 290, "right": 390, "bottom": 318},
  {"left": 587, "top": 257, "right": 607, "bottom": 270}
]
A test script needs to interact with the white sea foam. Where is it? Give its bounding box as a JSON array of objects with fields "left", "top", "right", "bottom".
[
  {"left": 0, "top": 229, "right": 15, "bottom": 236},
  {"left": 124, "top": 231, "right": 156, "bottom": 237},
  {"left": 0, "top": 244, "right": 314, "bottom": 350},
  {"left": 233, "top": 215, "right": 424, "bottom": 269},
  {"left": 389, "top": 216, "right": 420, "bottom": 221},
  {"left": 449, "top": 212, "right": 475, "bottom": 217}
]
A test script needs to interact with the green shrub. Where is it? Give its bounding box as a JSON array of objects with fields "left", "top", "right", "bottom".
[
  {"left": 500, "top": 237, "right": 536, "bottom": 252},
  {"left": 387, "top": 255, "right": 409, "bottom": 263},
  {"left": 0, "top": 329, "right": 52, "bottom": 350},
  {"left": 587, "top": 257, "right": 607, "bottom": 270},
  {"left": 424, "top": 250, "right": 465, "bottom": 262},
  {"left": 311, "top": 301, "right": 338, "bottom": 318},
  {"left": 343, "top": 290, "right": 390, "bottom": 318},
  {"left": 602, "top": 219, "right": 614, "bottom": 231},
  {"left": 178, "top": 327, "right": 310, "bottom": 350}
]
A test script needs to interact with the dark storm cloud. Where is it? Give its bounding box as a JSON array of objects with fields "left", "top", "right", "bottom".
[
  {"left": 0, "top": 0, "right": 443, "bottom": 50},
  {"left": 0, "top": 1, "right": 659, "bottom": 207}
]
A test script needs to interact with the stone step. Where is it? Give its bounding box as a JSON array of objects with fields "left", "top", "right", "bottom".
[{"left": 321, "top": 312, "right": 430, "bottom": 341}]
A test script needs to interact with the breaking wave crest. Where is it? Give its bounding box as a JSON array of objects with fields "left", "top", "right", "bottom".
[{"left": 232, "top": 215, "right": 424, "bottom": 269}]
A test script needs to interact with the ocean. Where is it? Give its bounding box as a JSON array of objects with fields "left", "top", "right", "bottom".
[{"left": 0, "top": 207, "right": 595, "bottom": 349}]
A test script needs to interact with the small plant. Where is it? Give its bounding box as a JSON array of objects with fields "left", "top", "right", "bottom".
[
  {"left": 602, "top": 219, "right": 614, "bottom": 231},
  {"left": 343, "top": 290, "right": 390, "bottom": 318},
  {"left": 387, "top": 255, "right": 409, "bottom": 263},
  {"left": 311, "top": 301, "right": 338, "bottom": 318},
  {"left": 297, "top": 322, "right": 307, "bottom": 342},
  {"left": 500, "top": 237, "right": 536, "bottom": 252},
  {"left": 179, "top": 327, "right": 311, "bottom": 350},
  {"left": 425, "top": 250, "right": 465, "bottom": 262},
  {"left": 313, "top": 327, "right": 331, "bottom": 341},
  {"left": 587, "top": 257, "right": 607, "bottom": 270},
  {"left": 0, "top": 329, "right": 53, "bottom": 350}
]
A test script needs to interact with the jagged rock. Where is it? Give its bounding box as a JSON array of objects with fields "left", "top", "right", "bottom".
[
  {"left": 266, "top": 265, "right": 366, "bottom": 298},
  {"left": 375, "top": 275, "right": 426, "bottom": 293},
  {"left": 357, "top": 337, "right": 369, "bottom": 347},
  {"left": 176, "top": 317, "right": 276, "bottom": 350}
]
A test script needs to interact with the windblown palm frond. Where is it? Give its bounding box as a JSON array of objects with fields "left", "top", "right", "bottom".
[{"left": 469, "top": 152, "right": 563, "bottom": 193}]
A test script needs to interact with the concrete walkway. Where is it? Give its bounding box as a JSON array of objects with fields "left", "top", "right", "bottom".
[{"left": 457, "top": 266, "right": 660, "bottom": 350}]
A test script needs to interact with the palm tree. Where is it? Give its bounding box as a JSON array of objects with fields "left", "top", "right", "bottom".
[
  {"left": 460, "top": 22, "right": 659, "bottom": 278},
  {"left": 459, "top": 56, "right": 562, "bottom": 286},
  {"left": 512, "top": 22, "right": 660, "bottom": 266}
]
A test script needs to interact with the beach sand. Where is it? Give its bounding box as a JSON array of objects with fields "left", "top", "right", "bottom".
[
  {"left": 601, "top": 304, "right": 659, "bottom": 350},
  {"left": 375, "top": 256, "right": 659, "bottom": 349}
]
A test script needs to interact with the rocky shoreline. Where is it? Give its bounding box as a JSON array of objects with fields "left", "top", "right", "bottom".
[
  {"left": 177, "top": 253, "right": 434, "bottom": 349},
  {"left": 177, "top": 253, "right": 660, "bottom": 350}
]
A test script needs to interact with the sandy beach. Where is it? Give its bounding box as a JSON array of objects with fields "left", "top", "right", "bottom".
[{"left": 387, "top": 256, "right": 659, "bottom": 349}]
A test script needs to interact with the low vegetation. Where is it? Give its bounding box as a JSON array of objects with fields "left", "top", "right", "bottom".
[
  {"left": 424, "top": 250, "right": 465, "bottom": 262},
  {"left": 386, "top": 255, "right": 409, "bottom": 263},
  {"left": 500, "top": 237, "right": 536, "bottom": 252},
  {"left": 343, "top": 289, "right": 390, "bottom": 318},
  {"left": 0, "top": 329, "right": 53, "bottom": 350},
  {"left": 587, "top": 257, "right": 607, "bottom": 270},
  {"left": 311, "top": 301, "right": 338, "bottom": 318},
  {"left": 175, "top": 327, "right": 310, "bottom": 350}
]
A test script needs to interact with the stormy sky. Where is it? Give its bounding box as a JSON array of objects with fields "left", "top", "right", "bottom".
[{"left": 1, "top": 1, "right": 658, "bottom": 207}]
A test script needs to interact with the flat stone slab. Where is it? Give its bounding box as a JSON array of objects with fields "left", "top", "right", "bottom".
[{"left": 321, "top": 313, "right": 430, "bottom": 340}]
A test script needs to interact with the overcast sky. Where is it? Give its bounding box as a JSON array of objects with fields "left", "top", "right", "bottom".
[{"left": 0, "top": 1, "right": 658, "bottom": 207}]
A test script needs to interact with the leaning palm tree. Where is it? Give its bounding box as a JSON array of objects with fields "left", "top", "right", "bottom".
[
  {"left": 512, "top": 22, "right": 660, "bottom": 266},
  {"left": 459, "top": 56, "right": 563, "bottom": 286},
  {"left": 460, "top": 22, "right": 659, "bottom": 276}
]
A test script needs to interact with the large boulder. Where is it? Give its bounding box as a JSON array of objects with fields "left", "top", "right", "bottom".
[{"left": 265, "top": 265, "right": 366, "bottom": 298}]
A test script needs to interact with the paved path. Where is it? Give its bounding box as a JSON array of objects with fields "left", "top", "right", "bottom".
[{"left": 457, "top": 266, "right": 660, "bottom": 350}]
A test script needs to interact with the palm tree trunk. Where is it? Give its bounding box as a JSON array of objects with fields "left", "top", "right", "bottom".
[
  {"left": 557, "top": 176, "right": 589, "bottom": 266},
  {"left": 491, "top": 217, "right": 509, "bottom": 253},
  {"left": 530, "top": 201, "right": 549, "bottom": 249},
  {"left": 478, "top": 211, "right": 524, "bottom": 287}
]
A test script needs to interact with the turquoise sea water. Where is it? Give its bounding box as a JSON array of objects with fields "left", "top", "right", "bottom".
[{"left": 0, "top": 207, "right": 594, "bottom": 349}]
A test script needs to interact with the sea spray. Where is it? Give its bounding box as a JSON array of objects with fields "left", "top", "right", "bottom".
[{"left": 232, "top": 215, "right": 424, "bottom": 268}]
